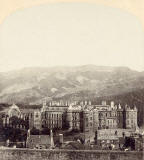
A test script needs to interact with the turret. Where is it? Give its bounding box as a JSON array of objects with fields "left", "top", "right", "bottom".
[
  {"left": 49, "top": 101, "right": 52, "bottom": 106},
  {"left": 88, "top": 101, "right": 92, "bottom": 105},
  {"left": 66, "top": 105, "right": 73, "bottom": 130},
  {"left": 85, "top": 101, "right": 87, "bottom": 105},
  {"left": 118, "top": 104, "right": 122, "bottom": 109},
  {"left": 57, "top": 101, "right": 60, "bottom": 106},
  {"left": 124, "top": 104, "right": 138, "bottom": 129},
  {"left": 93, "top": 109, "right": 99, "bottom": 132},
  {"left": 80, "top": 101, "right": 84, "bottom": 106},
  {"left": 110, "top": 101, "right": 115, "bottom": 109},
  {"left": 43, "top": 98, "right": 47, "bottom": 106},
  {"left": 83, "top": 109, "right": 90, "bottom": 132},
  {"left": 41, "top": 100, "right": 48, "bottom": 112},
  {"left": 134, "top": 105, "right": 137, "bottom": 111}
]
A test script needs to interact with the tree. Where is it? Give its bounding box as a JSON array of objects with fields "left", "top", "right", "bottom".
[
  {"left": 30, "top": 127, "right": 40, "bottom": 135},
  {"left": 41, "top": 128, "right": 50, "bottom": 135}
]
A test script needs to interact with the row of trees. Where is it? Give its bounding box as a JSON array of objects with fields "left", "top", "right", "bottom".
[
  {"left": 2, "top": 127, "right": 27, "bottom": 142},
  {"left": 9, "top": 116, "right": 29, "bottom": 129},
  {"left": 30, "top": 127, "right": 62, "bottom": 135}
]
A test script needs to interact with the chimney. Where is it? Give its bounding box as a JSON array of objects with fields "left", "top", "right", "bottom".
[
  {"left": 111, "top": 101, "right": 114, "bottom": 108},
  {"left": 102, "top": 101, "right": 106, "bottom": 106},
  {"left": 85, "top": 101, "right": 87, "bottom": 105},
  {"left": 27, "top": 129, "right": 31, "bottom": 138},
  {"left": 66, "top": 101, "right": 68, "bottom": 106},
  {"left": 134, "top": 105, "right": 137, "bottom": 111},
  {"left": 118, "top": 104, "right": 121, "bottom": 109},
  {"left": 52, "top": 101, "right": 54, "bottom": 106},
  {"left": 61, "top": 100, "right": 64, "bottom": 106},
  {"left": 43, "top": 98, "right": 47, "bottom": 106},
  {"left": 57, "top": 102, "right": 60, "bottom": 106},
  {"left": 59, "top": 134, "right": 63, "bottom": 144},
  {"left": 60, "top": 100, "right": 62, "bottom": 105},
  {"left": 89, "top": 101, "right": 91, "bottom": 105},
  {"left": 50, "top": 130, "right": 54, "bottom": 148}
]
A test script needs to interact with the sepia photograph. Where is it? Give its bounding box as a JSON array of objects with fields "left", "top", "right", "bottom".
[{"left": 0, "top": 0, "right": 144, "bottom": 159}]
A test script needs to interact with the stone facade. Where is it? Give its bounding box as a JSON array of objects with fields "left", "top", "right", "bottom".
[
  {"left": 40, "top": 101, "right": 67, "bottom": 130},
  {"left": 0, "top": 101, "right": 138, "bottom": 134}
]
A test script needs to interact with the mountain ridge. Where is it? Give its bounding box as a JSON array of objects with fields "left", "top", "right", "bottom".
[{"left": 0, "top": 65, "right": 144, "bottom": 104}]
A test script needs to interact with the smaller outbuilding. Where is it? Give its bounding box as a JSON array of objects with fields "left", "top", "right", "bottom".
[{"left": 26, "top": 134, "right": 51, "bottom": 149}]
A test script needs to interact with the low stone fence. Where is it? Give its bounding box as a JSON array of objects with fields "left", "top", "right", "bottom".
[{"left": 0, "top": 148, "right": 143, "bottom": 160}]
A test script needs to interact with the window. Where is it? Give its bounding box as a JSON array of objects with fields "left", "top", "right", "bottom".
[{"left": 90, "top": 122, "right": 92, "bottom": 126}]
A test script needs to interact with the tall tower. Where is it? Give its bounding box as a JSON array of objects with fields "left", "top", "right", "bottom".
[
  {"left": 117, "top": 104, "right": 124, "bottom": 128},
  {"left": 83, "top": 109, "right": 90, "bottom": 133},
  {"left": 43, "top": 98, "right": 46, "bottom": 106},
  {"left": 110, "top": 101, "right": 115, "bottom": 109},
  {"left": 41, "top": 98, "right": 48, "bottom": 112},
  {"left": 33, "top": 110, "right": 41, "bottom": 130},
  {"left": 124, "top": 105, "right": 138, "bottom": 129},
  {"left": 66, "top": 105, "right": 73, "bottom": 130},
  {"left": 93, "top": 109, "right": 99, "bottom": 132}
]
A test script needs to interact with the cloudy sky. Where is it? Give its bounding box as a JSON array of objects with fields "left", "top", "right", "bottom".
[{"left": 0, "top": 3, "right": 144, "bottom": 72}]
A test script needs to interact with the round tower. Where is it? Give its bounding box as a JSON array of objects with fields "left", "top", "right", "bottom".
[
  {"left": 83, "top": 109, "right": 89, "bottom": 133},
  {"left": 66, "top": 105, "right": 73, "bottom": 130},
  {"left": 93, "top": 109, "right": 99, "bottom": 132}
]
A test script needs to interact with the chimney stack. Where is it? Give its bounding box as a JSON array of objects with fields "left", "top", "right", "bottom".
[
  {"left": 89, "top": 101, "right": 91, "bottom": 105},
  {"left": 50, "top": 130, "right": 54, "bottom": 148},
  {"left": 85, "top": 101, "right": 87, "bottom": 105},
  {"left": 111, "top": 101, "right": 115, "bottom": 109},
  {"left": 59, "top": 134, "right": 63, "bottom": 144},
  {"left": 102, "top": 101, "right": 106, "bottom": 106}
]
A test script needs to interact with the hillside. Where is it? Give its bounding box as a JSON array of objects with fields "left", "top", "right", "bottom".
[{"left": 0, "top": 65, "right": 144, "bottom": 105}]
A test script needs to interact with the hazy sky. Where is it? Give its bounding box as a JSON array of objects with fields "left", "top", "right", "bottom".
[{"left": 0, "top": 3, "right": 144, "bottom": 72}]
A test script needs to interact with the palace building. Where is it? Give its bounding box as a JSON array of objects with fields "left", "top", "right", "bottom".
[{"left": 0, "top": 100, "right": 138, "bottom": 134}]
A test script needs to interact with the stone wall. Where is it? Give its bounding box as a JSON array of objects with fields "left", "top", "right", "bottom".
[{"left": 0, "top": 148, "right": 143, "bottom": 160}]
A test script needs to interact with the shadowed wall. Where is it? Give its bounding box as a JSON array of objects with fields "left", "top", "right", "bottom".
[{"left": 0, "top": 149, "right": 143, "bottom": 160}]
